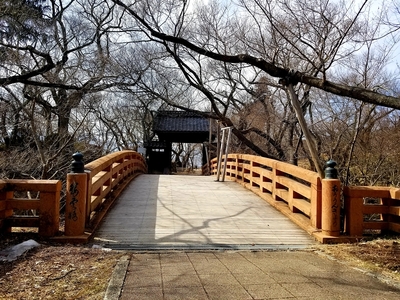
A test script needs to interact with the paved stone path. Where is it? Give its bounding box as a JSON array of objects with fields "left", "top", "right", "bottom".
[
  {"left": 94, "top": 174, "right": 314, "bottom": 249},
  {"left": 106, "top": 251, "right": 400, "bottom": 300}
]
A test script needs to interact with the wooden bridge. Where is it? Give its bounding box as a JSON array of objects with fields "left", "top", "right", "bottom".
[
  {"left": 93, "top": 174, "right": 314, "bottom": 250},
  {"left": 1, "top": 150, "right": 400, "bottom": 245}
]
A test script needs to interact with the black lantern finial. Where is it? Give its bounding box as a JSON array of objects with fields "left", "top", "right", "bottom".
[
  {"left": 71, "top": 152, "right": 84, "bottom": 173},
  {"left": 324, "top": 160, "right": 337, "bottom": 179}
]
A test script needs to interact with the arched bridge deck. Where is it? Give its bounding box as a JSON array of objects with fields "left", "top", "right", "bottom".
[{"left": 94, "top": 174, "right": 315, "bottom": 250}]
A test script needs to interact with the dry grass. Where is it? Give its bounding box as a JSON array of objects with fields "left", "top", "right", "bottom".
[
  {"left": 0, "top": 234, "right": 123, "bottom": 300},
  {"left": 317, "top": 237, "right": 400, "bottom": 283}
]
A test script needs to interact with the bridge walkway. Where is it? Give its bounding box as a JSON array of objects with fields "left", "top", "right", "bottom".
[{"left": 94, "top": 174, "right": 315, "bottom": 250}]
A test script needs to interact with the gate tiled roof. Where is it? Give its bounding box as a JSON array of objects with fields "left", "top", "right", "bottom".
[
  {"left": 153, "top": 111, "right": 209, "bottom": 132},
  {"left": 152, "top": 110, "right": 211, "bottom": 143}
]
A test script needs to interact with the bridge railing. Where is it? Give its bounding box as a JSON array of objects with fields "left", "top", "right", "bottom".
[
  {"left": 344, "top": 186, "right": 400, "bottom": 236},
  {"left": 64, "top": 150, "right": 147, "bottom": 240},
  {"left": 0, "top": 179, "right": 61, "bottom": 237},
  {"left": 209, "top": 153, "right": 400, "bottom": 242},
  {"left": 0, "top": 150, "right": 146, "bottom": 240},
  {"left": 84, "top": 150, "right": 147, "bottom": 223}
]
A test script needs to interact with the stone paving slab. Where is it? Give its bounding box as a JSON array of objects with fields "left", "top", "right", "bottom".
[
  {"left": 94, "top": 174, "right": 314, "bottom": 249},
  {"left": 110, "top": 250, "right": 400, "bottom": 300}
]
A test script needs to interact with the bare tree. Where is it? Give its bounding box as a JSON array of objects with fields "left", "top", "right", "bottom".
[
  {"left": 111, "top": 0, "right": 400, "bottom": 178},
  {"left": 0, "top": 0, "right": 155, "bottom": 177}
]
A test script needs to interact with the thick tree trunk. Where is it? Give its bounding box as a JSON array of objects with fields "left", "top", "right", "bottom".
[{"left": 287, "top": 83, "right": 324, "bottom": 178}]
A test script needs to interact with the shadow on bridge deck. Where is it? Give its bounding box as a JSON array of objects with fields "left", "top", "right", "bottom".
[{"left": 93, "top": 175, "right": 315, "bottom": 250}]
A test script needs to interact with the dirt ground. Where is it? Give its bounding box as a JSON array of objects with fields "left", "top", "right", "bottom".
[
  {"left": 0, "top": 233, "right": 400, "bottom": 299},
  {"left": 317, "top": 237, "right": 400, "bottom": 283},
  {"left": 0, "top": 233, "right": 123, "bottom": 300}
]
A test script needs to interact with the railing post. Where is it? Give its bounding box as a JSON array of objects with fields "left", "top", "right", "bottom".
[
  {"left": 343, "top": 188, "right": 364, "bottom": 236},
  {"left": 321, "top": 160, "right": 341, "bottom": 236},
  {"left": 39, "top": 181, "right": 61, "bottom": 237},
  {"left": 65, "top": 152, "right": 87, "bottom": 236}
]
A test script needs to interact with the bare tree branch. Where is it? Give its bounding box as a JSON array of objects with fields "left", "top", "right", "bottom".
[{"left": 112, "top": 0, "right": 400, "bottom": 109}]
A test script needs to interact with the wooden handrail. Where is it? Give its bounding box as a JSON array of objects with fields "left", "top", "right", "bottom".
[
  {"left": 0, "top": 150, "right": 147, "bottom": 240},
  {"left": 85, "top": 150, "right": 147, "bottom": 222},
  {"left": 344, "top": 186, "right": 400, "bottom": 236},
  {"left": 0, "top": 179, "right": 61, "bottom": 237},
  {"left": 64, "top": 150, "right": 147, "bottom": 239}
]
